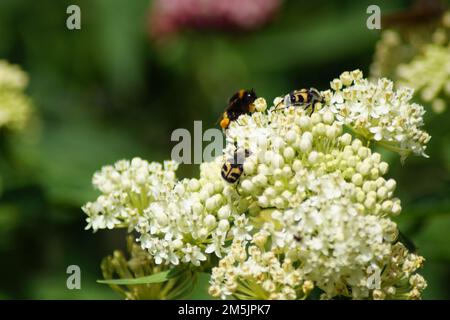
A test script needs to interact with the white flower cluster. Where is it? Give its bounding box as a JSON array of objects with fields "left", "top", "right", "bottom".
[
  {"left": 83, "top": 158, "right": 179, "bottom": 231},
  {"left": 83, "top": 157, "right": 252, "bottom": 266},
  {"left": 209, "top": 241, "right": 312, "bottom": 300},
  {"left": 397, "top": 44, "right": 450, "bottom": 114},
  {"left": 325, "top": 70, "right": 430, "bottom": 159},
  {"left": 84, "top": 71, "right": 428, "bottom": 299},
  {"left": 266, "top": 173, "right": 398, "bottom": 298},
  {"left": 136, "top": 158, "right": 253, "bottom": 266},
  {"left": 0, "top": 60, "right": 32, "bottom": 130},
  {"left": 371, "top": 11, "right": 450, "bottom": 113},
  {"left": 210, "top": 95, "right": 426, "bottom": 299}
]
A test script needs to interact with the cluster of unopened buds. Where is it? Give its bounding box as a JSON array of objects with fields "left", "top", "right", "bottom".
[{"left": 83, "top": 70, "right": 429, "bottom": 300}]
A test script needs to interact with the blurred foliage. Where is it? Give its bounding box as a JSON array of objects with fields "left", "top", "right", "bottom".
[{"left": 0, "top": 0, "right": 449, "bottom": 299}]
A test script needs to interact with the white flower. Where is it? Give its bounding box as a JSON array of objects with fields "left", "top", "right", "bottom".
[
  {"left": 326, "top": 70, "right": 430, "bottom": 160},
  {"left": 181, "top": 244, "right": 207, "bottom": 266}
]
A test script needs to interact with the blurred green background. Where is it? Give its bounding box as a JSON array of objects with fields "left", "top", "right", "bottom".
[{"left": 0, "top": 0, "right": 449, "bottom": 299}]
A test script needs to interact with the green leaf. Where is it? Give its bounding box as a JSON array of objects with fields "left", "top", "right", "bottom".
[
  {"left": 97, "top": 268, "right": 185, "bottom": 285},
  {"left": 189, "top": 273, "right": 215, "bottom": 300}
]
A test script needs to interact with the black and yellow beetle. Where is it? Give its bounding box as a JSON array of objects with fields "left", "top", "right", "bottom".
[
  {"left": 221, "top": 148, "right": 251, "bottom": 183},
  {"left": 275, "top": 87, "right": 323, "bottom": 115},
  {"left": 219, "top": 89, "right": 257, "bottom": 130}
]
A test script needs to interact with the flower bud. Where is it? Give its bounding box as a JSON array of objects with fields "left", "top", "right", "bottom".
[
  {"left": 204, "top": 214, "right": 217, "bottom": 229},
  {"left": 218, "top": 205, "right": 231, "bottom": 219}
]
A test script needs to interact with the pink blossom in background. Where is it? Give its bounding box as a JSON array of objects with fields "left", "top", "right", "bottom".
[{"left": 148, "top": 0, "right": 283, "bottom": 38}]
